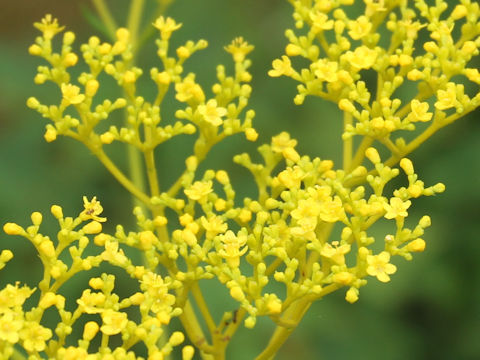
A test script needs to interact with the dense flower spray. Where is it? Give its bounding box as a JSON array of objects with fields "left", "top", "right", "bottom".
[{"left": 2, "top": 0, "right": 479, "bottom": 359}]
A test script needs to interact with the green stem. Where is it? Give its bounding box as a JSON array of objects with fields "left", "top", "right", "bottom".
[
  {"left": 127, "top": 143, "right": 148, "bottom": 209},
  {"left": 255, "top": 298, "right": 311, "bottom": 360},
  {"left": 191, "top": 283, "right": 217, "bottom": 335},
  {"left": 11, "top": 348, "right": 27, "bottom": 360},
  {"left": 343, "top": 111, "right": 353, "bottom": 172},
  {"left": 127, "top": 0, "right": 145, "bottom": 54},
  {"left": 348, "top": 136, "right": 373, "bottom": 173},
  {"left": 179, "top": 300, "right": 215, "bottom": 355},
  {"left": 91, "top": 0, "right": 118, "bottom": 39},
  {"left": 89, "top": 146, "right": 152, "bottom": 206}
]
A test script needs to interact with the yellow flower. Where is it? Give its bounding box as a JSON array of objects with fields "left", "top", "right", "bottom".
[
  {"left": 201, "top": 216, "right": 228, "bottom": 239},
  {"left": 435, "top": 83, "right": 457, "bottom": 110},
  {"left": 175, "top": 76, "right": 205, "bottom": 103},
  {"left": 57, "top": 346, "right": 89, "bottom": 360},
  {"left": 0, "top": 283, "right": 35, "bottom": 311},
  {"left": 34, "top": 14, "right": 64, "bottom": 40},
  {"left": 277, "top": 166, "right": 305, "bottom": 189},
  {"left": 345, "top": 46, "right": 377, "bottom": 70},
  {"left": 197, "top": 99, "right": 227, "bottom": 126},
  {"left": 100, "top": 309, "right": 128, "bottom": 335},
  {"left": 224, "top": 37, "right": 254, "bottom": 62},
  {"left": 61, "top": 83, "right": 85, "bottom": 106},
  {"left": 101, "top": 240, "right": 128, "bottom": 265},
  {"left": 20, "top": 322, "right": 52, "bottom": 352},
  {"left": 77, "top": 289, "right": 106, "bottom": 314},
  {"left": 320, "top": 196, "right": 346, "bottom": 223},
  {"left": 0, "top": 311, "right": 23, "bottom": 343},
  {"left": 153, "top": 16, "right": 182, "bottom": 40},
  {"left": 219, "top": 230, "right": 248, "bottom": 268},
  {"left": 79, "top": 196, "right": 106, "bottom": 222},
  {"left": 314, "top": 59, "right": 338, "bottom": 82},
  {"left": 384, "top": 197, "right": 411, "bottom": 219},
  {"left": 410, "top": 100, "right": 433, "bottom": 122},
  {"left": 320, "top": 242, "right": 351, "bottom": 265},
  {"left": 184, "top": 180, "right": 213, "bottom": 202},
  {"left": 310, "top": 11, "right": 334, "bottom": 33},
  {"left": 366, "top": 251, "right": 397, "bottom": 282},
  {"left": 348, "top": 16, "right": 372, "bottom": 40},
  {"left": 271, "top": 132, "right": 300, "bottom": 162},
  {"left": 268, "top": 56, "right": 294, "bottom": 77}
]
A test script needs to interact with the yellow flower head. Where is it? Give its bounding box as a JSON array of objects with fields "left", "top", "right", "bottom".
[
  {"left": 79, "top": 196, "right": 106, "bottom": 222},
  {"left": 20, "top": 322, "right": 52, "bottom": 352},
  {"left": 384, "top": 197, "right": 411, "bottom": 219},
  {"left": 153, "top": 16, "right": 182, "bottom": 40},
  {"left": 268, "top": 56, "right": 294, "bottom": 77},
  {"left": 201, "top": 215, "right": 228, "bottom": 239},
  {"left": 225, "top": 37, "right": 254, "bottom": 62},
  {"left": 310, "top": 11, "right": 334, "bottom": 33},
  {"left": 184, "top": 180, "right": 213, "bottom": 202},
  {"left": 410, "top": 100, "right": 433, "bottom": 122},
  {"left": 314, "top": 59, "right": 339, "bottom": 83},
  {"left": 0, "top": 283, "right": 35, "bottom": 310},
  {"left": 320, "top": 241, "right": 351, "bottom": 265},
  {"left": 345, "top": 46, "right": 377, "bottom": 70},
  {"left": 435, "top": 83, "right": 457, "bottom": 110},
  {"left": 34, "top": 14, "right": 64, "bottom": 40},
  {"left": 366, "top": 251, "right": 397, "bottom": 282},
  {"left": 100, "top": 309, "right": 128, "bottom": 335},
  {"left": 271, "top": 132, "right": 300, "bottom": 162},
  {"left": 0, "top": 311, "right": 23, "bottom": 343},
  {"left": 348, "top": 16, "right": 372, "bottom": 40},
  {"left": 320, "top": 196, "right": 346, "bottom": 223},
  {"left": 219, "top": 230, "right": 248, "bottom": 268},
  {"left": 61, "top": 83, "right": 85, "bottom": 106},
  {"left": 175, "top": 76, "right": 205, "bottom": 103},
  {"left": 197, "top": 99, "right": 227, "bottom": 126}
]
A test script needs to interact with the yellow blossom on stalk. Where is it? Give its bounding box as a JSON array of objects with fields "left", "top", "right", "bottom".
[
  {"left": 314, "top": 59, "right": 338, "bottom": 82},
  {"left": 0, "top": 311, "right": 23, "bottom": 343},
  {"left": 435, "top": 83, "right": 458, "bottom": 110},
  {"left": 61, "top": 83, "right": 85, "bottom": 106},
  {"left": 100, "top": 309, "right": 128, "bottom": 335},
  {"left": 268, "top": 56, "right": 294, "bottom": 77},
  {"left": 153, "top": 16, "right": 182, "bottom": 40},
  {"left": 198, "top": 99, "right": 227, "bottom": 126},
  {"left": 310, "top": 11, "right": 334, "bottom": 32},
  {"left": 175, "top": 76, "right": 205, "bottom": 103},
  {"left": 410, "top": 100, "right": 433, "bottom": 122},
  {"left": 271, "top": 131, "right": 300, "bottom": 162},
  {"left": 34, "top": 14, "right": 64, "bottom": 40},
  {"left": 184, "top": 180, "right": 213, "bottom": 202},
  {"left": 320, "top": 196, "right": 346, "bottom": 223},
  {"left": 348, "top": 16, "right": 372, "bottom": 40},
  {"left": 79, "top": 196, "right": 106, "bottom": 222},
  {"left": 320, "top": 242, "right": 351, "bottom": 265},
  {"left": 366, "top": 251, "right": 397, "bottom": 282},
  {"left": 20, "top": 322, "right": 52, "bottom": 352},
  {"left": 201, "top": 215, "right": 228, "bottom": 239},
  {"left": 219, "top": 230, "right": 248, "bottom": 267},
  {"left": 0, "top": 283, "right": 35, "bottom": 310},
  {"left": 344, "top": 46, "right": 377, "bottom": 70},
  {"left": 384, "top": 197, "right": 411, "bottom": 219},
  {"left": 277, "top": 166, "right": 305, "bottom": 188},
  {"left": 224, "top": 37, "right": 254, "bottom": 62}
]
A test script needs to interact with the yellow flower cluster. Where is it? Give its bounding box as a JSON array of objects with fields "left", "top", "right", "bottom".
[
  {"left": 2, "top": 201, "right": 190, "bottom": 359},
  {"left": 2, "top": 0, "right": 477, "bottom": 358},
  {"left": 271, "top": 0, "right": 479, "bottom": 167}
]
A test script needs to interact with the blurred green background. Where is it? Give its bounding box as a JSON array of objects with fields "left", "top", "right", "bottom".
[{"left": 0, "top": 0, "right": 479, "bottom": 359}]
